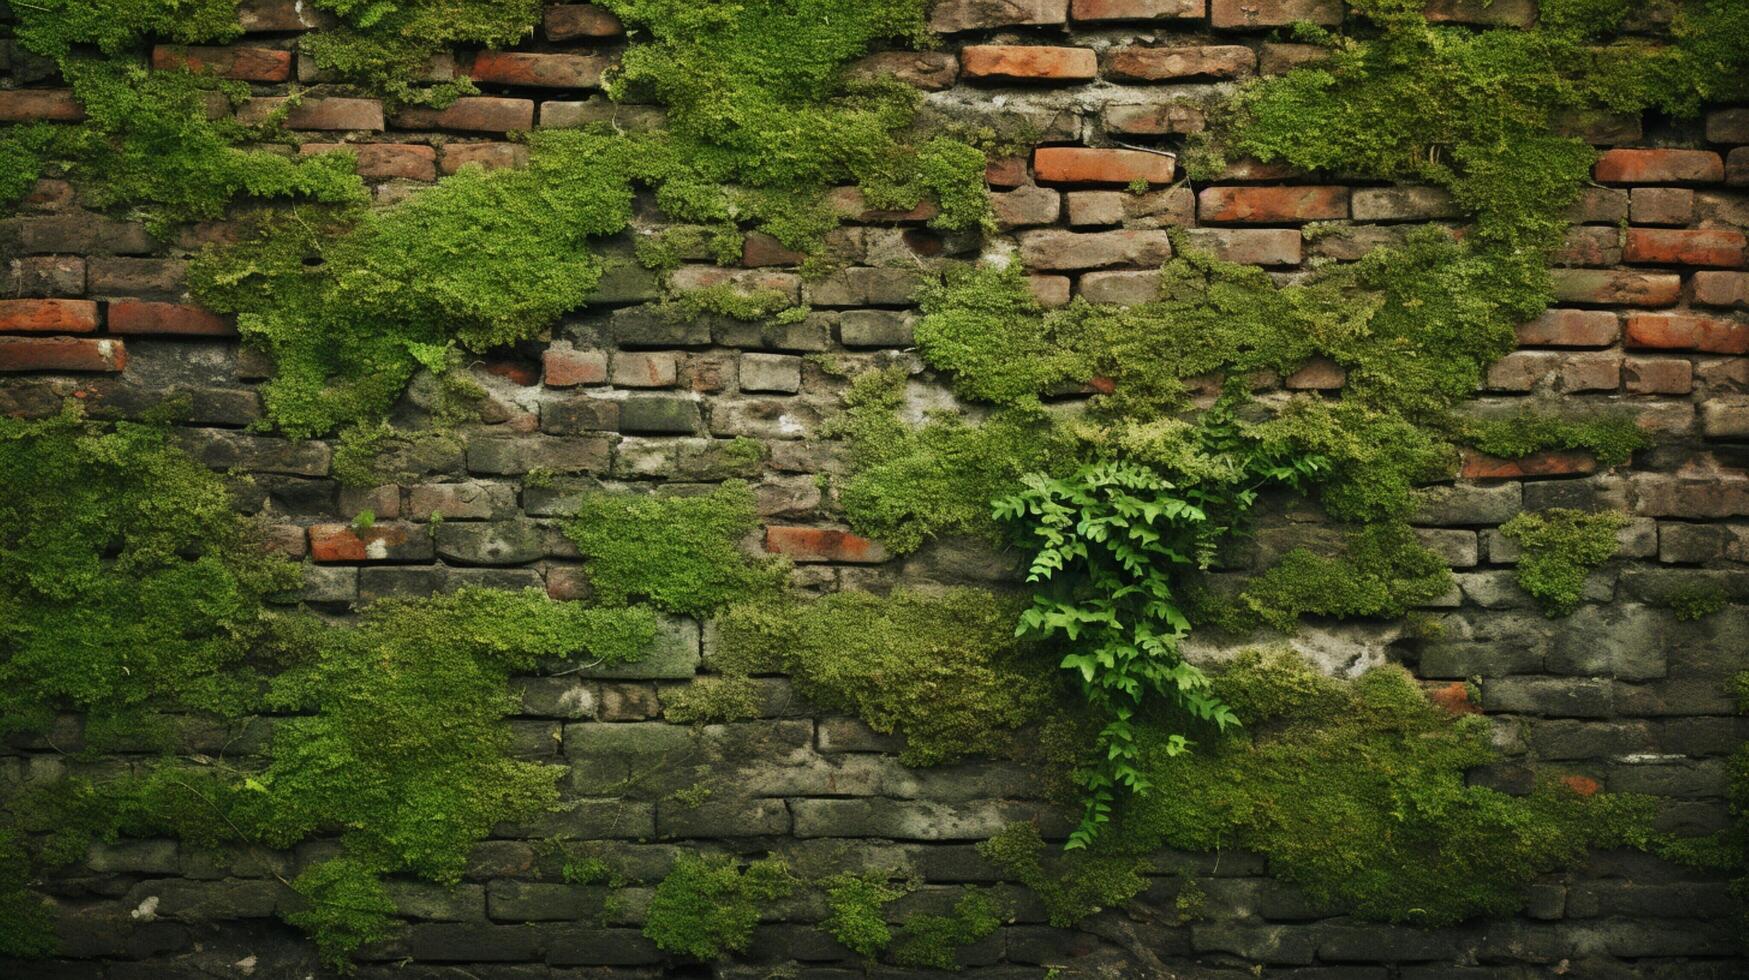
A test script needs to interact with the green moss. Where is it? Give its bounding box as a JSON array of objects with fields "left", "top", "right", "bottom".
[
  {"left": 1499, "top": 508, "right": 1630, "bottom": 616},
  {"left": 888, "top": 887, "right": 1001, "bottom": 970},
  {"left": 664, "top": 676, "right": 763, "bottom": 724},
  {"left": 301, "top": 0, "right": 536, "bottom": 106},
  {"left": 331, "top": 421, "right": 467, "bottom": 488},
  {"left": 643, "top": 853, "right": 796, "bottom": 959},
  {"left": 0, "top": 830, "right": 54, "bottom": 959},
  {"left": 0, "top": 408, "right": 298, "bottom": 745},
  {"left": 11, "top": 0, "right": 242, "bottom": 59},
  {"left": 718, "top": 588, "right": 1052, "bottom": 766},
  {"left": 1101, "top": 649, "right": 1658, "bottom": 925},
  {"left": 828, "top": 367, "right": 1075, "bottom": 553},
  {"left": 284, "top": 857, "right": 399, "bottom": 968},
  {"left": 1464, "top": 410, "right": 1648, "bottom": 467},
  {"left": 564, "top": 480, "right": 787, "bottom": 618},
  {"left": 820, "top": 871, "right": 910, "bottom": 958},
  {"left": 975, "top": 823, "right": 1147, "bottom": 928},
  {"left": 1219, "top": 522, "right": 1454, "bottom": 632},
  {"left": 1666, "top": 583, "right": 1729, "bottom": 622}
]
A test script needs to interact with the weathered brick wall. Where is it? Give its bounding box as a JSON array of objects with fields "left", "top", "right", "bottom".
[{"left": 2, "top": 0, "right": 1746, "bottom": 976}]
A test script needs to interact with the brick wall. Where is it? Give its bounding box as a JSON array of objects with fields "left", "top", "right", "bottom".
[{"left": 2, "top": 0, "right": 1746, "bottom": 976}]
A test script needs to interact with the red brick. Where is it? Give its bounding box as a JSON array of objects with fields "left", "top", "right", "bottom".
[
  {"left": 1178, "top": 227, "right": 1301, "bottom": 266},
  {"left": 1623, "top": 357, "right": 1694, "bottom": 395},
  {"left": 308, "top": 523, "right": 429, "bottom": 563},
  {"left": 106, "top": 301, "right": 235, "bottom": 336},
  {"left": 544, "top": 3, "right": 625, "bottom": 39},
  {"left": 1104, "top": 100, "right": 1205, "bottom": 135},
  {"left": 1694, "top": 271, "right": 1749, "bottom": 308},
  {"left": 1072, "top": 0, "right": 1205, "bottom": 19},
  {"left": 1210, "top": 0, "right": 1342, "bottom": 28},
  {"left": 1034, "top": 147, "right": 1175, "bottom": 186},
  {"left": 1427, "top": 681, "right": 1481, "bottom": 717},
  {"left": 1198, "top": 185, "right": 1348, "bottom": 223},
  {"left": 1514, "top": 309, "right": 1619, "bottom": 348},
  {"left": 545, "top": 564, "right": 590, "bottom": 600},
  {"left": 1018, "top": 229, "right": 1173, "bottom": 271},
  {"left": 1560, "top": 775, "right": 1601, "bottom": 798},
  {"left": 1549, "top": 269, "right": 1681, "bottom": 307},
  {"left": 930, "top": 0, "right": 1068, "bottom": 32},
  {"left": 478, "top": 359, "right": 539, "bottom": 386},
  {"left": 393, "top": 98, "right": 535, "bottom": 133},
  {"left": 1424, "top": 0, "right": 1536, "bottom": 25},
  {"left": 0, "top": 90, "right": 85, "bottom": 123},
  {"left": 1628, "top": 187, "right": 1694, "bottom": 225},
  {"left": 1625, "top": 313, "right": 1749, "bottom": 354},
  {"left": 1104, "top": 45, "right": 1253, "bottom": 81},
  {"left": 300, "top": 142, "right": 437, "bottom": 181},
  {"left": 441, "top": 143, "right": 530, "bottom": 175},
  {"left": 237, "top": 97, "right": 384, "bottom": 131},
  {"left": 0, "top": 299, "right": 99, "bottom": 333},
  {"left": 764, "top": 526, "right": 889, "bottom": 564},
  {"left": 543, "top": 347, "right": 608, "bottom": 388},
  {"left": 961, "top": 45, "right": 1097, "bottom": 82},
  {"left": 469, "top": 52, "right": 613, "bottom": 89},
  {"left": 985, "top": 156, "right": 1029, "bottom": 188},
  {"left": 1622, "top": 228, "right": 1746, "bottom": 268},
  {"left": 742, "top": 233, "right": 807, "bottom": 268},
  {"left": 1593, "top": 148, "right": 1724, "bottom": 184},
  {"left": 152, "top": 45, "right": 293, "bottom": 82},
  {"left": 0, "top": 337, "right": 126, "bottom": 373},
  {"left": 1460, "top": 450, "right": 1597, "bottom": 480}
]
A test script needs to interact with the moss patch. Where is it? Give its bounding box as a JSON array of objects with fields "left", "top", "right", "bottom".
[
  {"left": 1499, "top": 508, "right": 1629, "bottom": 616},
  {"left": 643, "top": 853, "right": 796, "bottom": 959}
]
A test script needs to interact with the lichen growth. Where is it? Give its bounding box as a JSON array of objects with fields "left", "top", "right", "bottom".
[
  {"left": 564, "top": 480, "right": 787, "bottom": 618},
  {"left": 642, "top": 853, "right": 796, "bottom": 959},
  {"left": 717, "top": 588, "right": 1052, "bottom": 766},
  {"left": 1499, "top": 508, "right": 1629, "bottom": 616}
]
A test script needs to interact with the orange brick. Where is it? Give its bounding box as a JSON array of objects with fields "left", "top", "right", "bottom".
[
  {"left": 0, "top": 90, "right": 84, "bottom": 123},
  {"left": 1072, "top": 0, "right": 1205, "bottom": 19},
  {"left": 1198, "top": 185, "right": 1348, "bottom": 223},
  {"left": 0, "top": 337, "right": 126, "bottom": 373},
  {"left": 961, "top": 45, "right": 1097, "bottom": 81},
  {"left": 300, "top": 142, "right": 437, "bottom": 181},
  {"left": 237, "top": 97, "right": 385, "bottom": 131},
  {"left": 152, "top": 45, "right": 293, "bottom": 82},
  {"left": 469, "top": 51, "right": 614, "bottom": 89},
  {"left": 1514, "top": 309, "right": 1619, "bottom": 348},
  {"left": 393, "top": 97, "right": 535, "bottom": 133},
  {"left": 1622, "top": 228, "right": 1746, "bottom": 268},
  {"left": 1460, "top": 450, "right": 1597, "bottom": 479},
  {"left": 764, "top": 526, "right": 889, "bottom": 563},
  {"left": 106, "top": 301, "right": 235, "bottom": 336},
  {"left": 0, "top": 299, "right": 99, "bottom": 333},
  {"left": 1625, "top": 313, "right": 1749, "bottom": 354},
  {"left": 1034, "top": 147, "right": 1175, "bottom": 185},
  {"left": 543, "top": 347, "right": 608, "bottom": 388},
  {"left": 1594, "top": 148, "right": 1724, "bottom": 184}
]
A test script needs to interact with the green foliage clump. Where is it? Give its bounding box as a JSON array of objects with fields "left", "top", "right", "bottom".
[
  {"left": 828, "top": 367, "right": 1075, "bottom": 553},
  {"left": 0, "top": 830, "right": 54, "bottom": 959},
  {"left": 284, "top": 857, "right": 399, "bottom": 967},
  {"left": 643, "top": 853, "right": 796, "bottom": 959},
  {"left": 1666, "top": 583, "right": 1729, "bottom": 622},
  {"left": 302, "top": 0, "right": 537, "bottom": 106},
  {"left": 10, "top": 0, "right": 242, "bottom": 59},
  {"left": 718, "top": 588, "right": 1051, "bottom": 766},
  {"left": 1464, "top": 411, "right": 1648, "bottom": 467},
  {"left": 820, "top": 871, "right": 909, "bottom": 958},
  {"left": 663, "top": 675, "right": 764, "bottom": 724},
  {"left": 0, "top": 409, "right": 298, "bottom": 747},
  {"left": 1499, "top": 508, "right": 1629, "bottom": 616},
  {"left": 1191, "top": 0, "right": 1749, "bottom": 249},
  {"left": 1222, "top": 522, "right": 1453, "bottom": 632},
  {"left": 887, "top": 887, "right": 1002, "bottom": 970},
  {"left": 975, "top": 823, "right": 1147, "bottom": 928},
  {"left": 192, "top": 130, "right": 640, "bottom": 437},
  {"left": 1105, "top": 649, "right": 1658, "bottom": 925},
  {"left": 331, "top": 422, "right": 469, "bottom": 488},
  {"left": 564, "top": 480, "right": 786, "bottom": 618}
]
